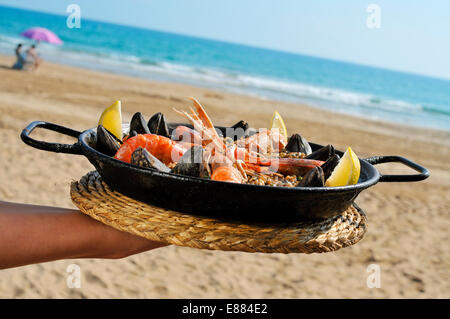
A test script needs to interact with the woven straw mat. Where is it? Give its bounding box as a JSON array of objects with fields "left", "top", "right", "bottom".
[{"left": 70, "top": 171, "right": 367, "bottom": 254}]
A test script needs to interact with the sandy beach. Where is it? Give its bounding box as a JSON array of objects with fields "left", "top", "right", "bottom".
[{"left": 0, "top": 54, "right": 448, "bottom": 298}]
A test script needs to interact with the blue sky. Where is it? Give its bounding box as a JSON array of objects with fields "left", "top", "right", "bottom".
[{"left": 1, "top": 0, "right": 449, "bottom": 79}]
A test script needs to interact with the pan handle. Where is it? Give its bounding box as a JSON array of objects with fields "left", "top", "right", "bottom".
[
  {"left": 364, "top": 156, "right": 429, "bottom": 182},
  {"left": 21, "top": 121, "right": 83, "bottom": 155}
]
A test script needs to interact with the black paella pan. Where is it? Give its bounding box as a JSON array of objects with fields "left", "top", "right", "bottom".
[{"left": 21, "top": 121, "right": 429, "bottom": 222}]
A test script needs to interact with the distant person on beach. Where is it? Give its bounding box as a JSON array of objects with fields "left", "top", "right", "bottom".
[
  {"left": 26, "top": 44, "right": 41, "bottom": 71},
  {"left": 0, "top": 201, "right": 167, "bottom": 269},
  {"left": 12, "top": 43, "right": 26, "bottom": 70}
]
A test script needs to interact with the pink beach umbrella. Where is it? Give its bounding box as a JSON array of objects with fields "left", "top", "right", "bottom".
[{"left": 20, "top": 27, "right": 63, "bottom": 45}]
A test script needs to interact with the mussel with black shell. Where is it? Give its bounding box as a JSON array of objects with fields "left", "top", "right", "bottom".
[
  {"left": 320, "top": 154, "right": 340, "bottom": 181},
  {"left": 148, "top": 112, "right": 169, "bottom": 137},
  {"left": 306, "top": 144, "right": 335, "bottom": 161},
  {"left": 284, "top": 133, "right": 312, "bottom": 155},
  {"left": 171, "top": 146, "right": 210, "bottom": 178},
  {"left": 302, "top": 144, "right": 340, "bottom": 181},
  {"left": 228, "top": 120, "right": 250, "bottom": 141},
  {"left": 130, "top": 112, "right": 150, "bottom": 135},
  {"left": 298, "top": 166, "right": 325, "bottom": 187},
  {"left": 96, "top": 125, "right": 121, "bottom": 156},
  {"left": 130, "top": 147, "right": 170, "bottom": 172}
]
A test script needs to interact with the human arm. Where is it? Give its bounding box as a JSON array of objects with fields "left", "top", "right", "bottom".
[{"left": 0, "top": 200, "right": 167, "bottom": 269}]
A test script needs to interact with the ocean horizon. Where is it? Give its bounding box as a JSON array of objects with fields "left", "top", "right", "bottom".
[{"left": 1, "top": 5, "right": 449, "bottom": 131}]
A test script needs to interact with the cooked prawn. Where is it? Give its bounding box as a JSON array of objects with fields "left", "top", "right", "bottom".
[
  {"left": 236, "top": 128, "right": 287, "bottom": 155},
  {"left": 174, "top": 98, "right": 246, "bottom": 183},
  {"left": 174, "top": 97, "right": 227, "bottom": 156},
  {"left": 208, "top": 152, "right": 245, "bottom": 183},
  {"left": 172, "top": 125, "right": 203, "bottom": 146},
  {"left": 114, "top": 134, "right": 187, "bottom": 165},
  {"left": 174, "top": 98, "right": 323, "bottom": 182}
]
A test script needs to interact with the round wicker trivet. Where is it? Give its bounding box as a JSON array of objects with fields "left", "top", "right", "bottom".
[{"left": 70, "top": 171, "right": 367, "bottom": 254}]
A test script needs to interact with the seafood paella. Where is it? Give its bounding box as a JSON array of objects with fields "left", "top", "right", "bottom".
[{"left": 96, "top": 98, "right": 360, "bottom": 188}]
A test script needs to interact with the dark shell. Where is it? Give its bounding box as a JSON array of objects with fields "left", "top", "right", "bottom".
[
  {"left": 130, "top": 147, "right": 170, "bottom": 172},
  {"left": 130, "top": 112, "right": 150, "bottom": 134},
  {"left": 148, "top": 112, "right": 169, "bottom": 137},
  {"left": 96, "top": 125, "right": 121, "bottom": 157},
  {"left": 228, "top": 120, "right": 249, "bottom": 141},
  {"left": 321, "top": 154, "right": 340, "bottom": 181},
  {"left": 243, "top": 128, "right": 258, "bottom": 139},
  {"left": 285, "top": 133, "right": 312, "bottom": 155},
  {"left": 232, "top": 120, "right": 249, "bottom": 131},
  {"left": 298, "top": 166, "right": 324, "bottom": 187},
  {"left": 306, "top": 144, "right": 335, "bottom": 161},
  {"left": 171, "top": 146, "right": 209, "bottom": 178},
  {"left": 128, "top": 130, "right": 138, "bottom": 139},
  {"left": 216, "top": 128, "right": 224, "bottom": 138}
]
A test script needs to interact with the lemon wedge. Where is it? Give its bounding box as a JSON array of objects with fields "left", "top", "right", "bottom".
[
  {"left": 270, "top": 111, "right": 288, "bottom": 139},
  {"left": 98, "top": 100, "right": 122, "bottom": 141},
  {"left": 325, "top": 147, "right": 361, "bottom": 187}
]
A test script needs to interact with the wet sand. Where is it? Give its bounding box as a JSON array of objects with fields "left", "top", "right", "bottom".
[{"left": 0, "top": 55, "right": 449, "bottom": 298}]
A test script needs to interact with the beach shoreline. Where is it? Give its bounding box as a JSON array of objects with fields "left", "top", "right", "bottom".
[{"left": 0, "top": 54, "right": 449, "bottom": 298}]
